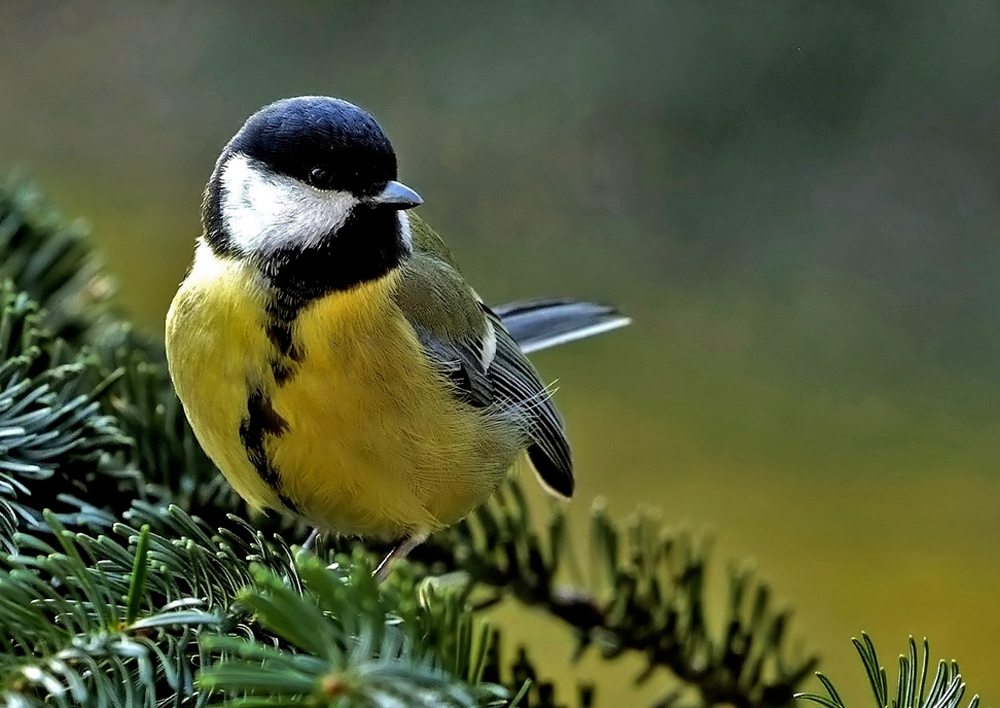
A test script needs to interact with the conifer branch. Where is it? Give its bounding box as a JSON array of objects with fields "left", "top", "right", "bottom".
[
  {"left": 0, "top": 281, "right": 132, "bottom": 553},
  {"left": 1, "top": 503, "right": 509, "bottom": 708},
  {"left": 797, "top": 635, "right": 981, "bottom": 708},
  {"left": 385, "top": 485, "right": 818, "bottom": 708}
]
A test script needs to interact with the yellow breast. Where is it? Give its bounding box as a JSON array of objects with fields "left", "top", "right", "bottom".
[{"left": 165, "top": 241, "right": 522, "bottom": 538}]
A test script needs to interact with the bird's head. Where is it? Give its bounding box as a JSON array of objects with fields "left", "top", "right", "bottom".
[{"left": 203, "top": 96, "right": 423, "bottom": 298}]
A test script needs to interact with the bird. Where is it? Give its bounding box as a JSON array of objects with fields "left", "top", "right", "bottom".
[{"left": 165, "top": 96, "right": 629, "bottom": 572}]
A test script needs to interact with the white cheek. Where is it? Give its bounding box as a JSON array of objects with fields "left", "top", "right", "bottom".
[{"left": 220, "top": 153, "right": 358, "bottom": 253}]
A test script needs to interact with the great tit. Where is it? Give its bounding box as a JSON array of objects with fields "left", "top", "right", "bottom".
[{"left": 165, "top": 96, "right": 628, "bottom": 564}]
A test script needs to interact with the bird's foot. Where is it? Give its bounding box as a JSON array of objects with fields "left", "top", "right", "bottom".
[
  {"left": 373, "top": 532, "right": 428, "bottom": 582},
  {"left": 302, "top": 527, "right": 320, "bottom": 552}
]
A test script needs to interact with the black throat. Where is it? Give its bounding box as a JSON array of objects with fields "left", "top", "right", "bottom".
[
  {"left": 259, "top": 203, "right": 407, "bottom": 313},
  {"left": 248, "top": 204, "right": 409, "bottom": 385}
]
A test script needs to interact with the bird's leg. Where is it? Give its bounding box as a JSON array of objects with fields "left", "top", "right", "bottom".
[
  {"left": 302, "top": 527, "right": 320, "bottom": 551},
  {"left": 374, "top": 532, "right": 428, "bottom": 582}
]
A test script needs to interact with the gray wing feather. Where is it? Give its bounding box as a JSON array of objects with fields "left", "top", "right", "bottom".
[{"left": 410, "top": 304, "right": 574, "bottom": 498}]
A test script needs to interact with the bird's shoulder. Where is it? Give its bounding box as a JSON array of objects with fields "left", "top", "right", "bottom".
[
  {"left": 406, "top": 212, "right": 462, "bottom": 268},
  {"left": 393, "top": 213, "right": 488, "bottom": 343}
]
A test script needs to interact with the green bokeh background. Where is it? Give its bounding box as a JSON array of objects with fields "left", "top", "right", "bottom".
[{"left": 2, "top": 1, "right": 999, "bottom": 702}]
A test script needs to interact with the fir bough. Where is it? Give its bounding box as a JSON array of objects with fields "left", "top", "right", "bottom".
[
  {"left": 0, "top": 281, "right": 130, "bottom": 553},
  {"left": 797, "top": 635, "right": 981, "bottom": 708},
  {"left": 0, "top": 173, "right": 983, "bottom": 708}
]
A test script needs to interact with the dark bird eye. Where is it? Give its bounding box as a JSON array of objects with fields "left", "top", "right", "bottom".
[{"left": 308, "top": 167, "right": 332, "bottom": 188}]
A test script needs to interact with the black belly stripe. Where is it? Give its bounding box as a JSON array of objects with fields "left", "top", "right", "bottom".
[
  {"left": 265, "top": 294, "right": 306, "bottom": 386},
  {"left": 239, "top": 388, "right": 298, "bottom": 511},
  {"left": 264, "top": 317, "right": 301, "bottom": 361},
  {"left": 246, "top": 294, "right": 308, "bottom": 512},
  {"left": 270, "top": 359, "right": 297, "bottom": 387}
]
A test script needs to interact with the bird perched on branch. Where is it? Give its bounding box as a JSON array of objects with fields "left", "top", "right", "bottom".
[{"left": 166, "top": 96, "right": 628, "bottom": 572}]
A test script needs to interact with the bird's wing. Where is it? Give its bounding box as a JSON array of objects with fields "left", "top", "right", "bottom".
[{"left": 392, "top": 215, "right": 574, "bottom": 497}]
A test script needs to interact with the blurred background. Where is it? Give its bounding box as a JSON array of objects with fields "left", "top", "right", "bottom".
[{"left": 2, "top": 0, "right": 999, "bottom": 702}]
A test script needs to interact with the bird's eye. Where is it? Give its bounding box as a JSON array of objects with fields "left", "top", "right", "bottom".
[{"left": 308, "top": 167, "right": 332, "bottom": 188}]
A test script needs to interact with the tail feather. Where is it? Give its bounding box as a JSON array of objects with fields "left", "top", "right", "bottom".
[{"left": 493, "top": 298, "right": 631, "bottom": 354}]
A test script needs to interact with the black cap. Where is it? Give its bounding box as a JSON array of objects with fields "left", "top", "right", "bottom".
[{"left": 225, "top": 96, "right": 397, "bottom": 196}]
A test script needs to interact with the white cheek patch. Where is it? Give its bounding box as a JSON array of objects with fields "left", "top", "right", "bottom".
[{"left": 220, "top": 152, "right": 359, "bottom": 253}]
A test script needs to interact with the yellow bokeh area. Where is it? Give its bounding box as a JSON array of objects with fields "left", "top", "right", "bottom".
[{"left": 3, "top": 1, "right": 1000, "bottom": 703}]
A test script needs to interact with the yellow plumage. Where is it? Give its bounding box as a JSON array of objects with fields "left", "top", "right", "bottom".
[
  {"left": 165, "top": 97, "right": 597, "bottom": 548},
  {"left": 166, "top": 241, "right": 521, "bottom": 539}
]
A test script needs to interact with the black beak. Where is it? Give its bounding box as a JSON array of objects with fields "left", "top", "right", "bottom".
[{"left": 370, "top": 180, "right": 423, "bottom": 209}]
